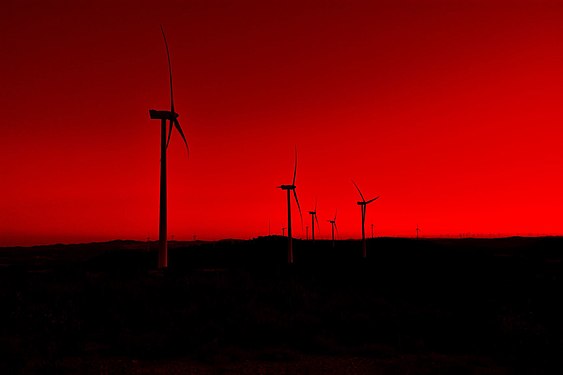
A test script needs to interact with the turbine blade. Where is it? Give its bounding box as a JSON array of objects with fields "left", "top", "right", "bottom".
[
  {"left": 334, "top": 222, "right": 339, "bottom": 237},
  {"left": 160, "top": 25, "right": 174, "bottom": 113},
  {"left": 293, "top": 189, "right": 303, "bottom": 225},
  {"left": 334, "top": 209, "right": 337, "bottom": 221},
  {"left": 292, "top": 147, "right": 297, "bottom": 186},
  {"left": 315, "top": 214, "right": 320, "bottom": 233},
  {"left": 352, "top": 180, "right": 365, "bottom": 202},
  {"left": 366, "top": 196, "right": 380, "bottom": 204},
  {"left": 173, "top": 118, "right": 190, "bottom": 156},
  {"left": 166, "top": 120, "right": 173, "bottom": 149}
]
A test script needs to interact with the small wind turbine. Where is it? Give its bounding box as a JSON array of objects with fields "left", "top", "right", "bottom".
[
  {"left": 282, "top": 227, "right": 286, "bottom": 236},
  {"left": 149, "top": 26, "right": 189, "bottom": 269},
  {"left": 278, "top": 149, "right": 303, "bottom": 264},
  {"left": 353, "top": 181, "right": 379, "bottom": 258},
  {"left": 416, "top": 224, "right": 420, "bottom": 240},
  {"left": 328, "top": 210, "right": 338, "bottom": 248},
  {"left": 308, "top": 200, "right": 320, "bottom": 241}
]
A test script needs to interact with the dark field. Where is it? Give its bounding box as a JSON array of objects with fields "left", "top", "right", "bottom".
[{"left": 1, "top": 237, "right": 562, "bottom": 374}]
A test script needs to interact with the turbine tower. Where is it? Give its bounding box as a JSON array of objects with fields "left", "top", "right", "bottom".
[
  {"left": 278, "top": 149, "right": 302, "bottom": 264},
  {"left": 328, "top": 210, "right": 338, "bottom": 248},
  {"left": 149, "top": 26, "right": 189, "bottom": 269},
  {"left": 308, "top": 200, "right": 320, "bottom": 241},
  {"left": 353, "top": 181, "right": 379, "bottom": 258}
]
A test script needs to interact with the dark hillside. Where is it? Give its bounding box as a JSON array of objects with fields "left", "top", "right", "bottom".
[{"left": 1, "top": 237, "right": 562, "bottom": 374}]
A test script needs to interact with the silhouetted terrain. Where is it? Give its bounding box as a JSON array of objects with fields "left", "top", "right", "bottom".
[{"left": 1, "top": 237, "right": 562, "bottom": 374}]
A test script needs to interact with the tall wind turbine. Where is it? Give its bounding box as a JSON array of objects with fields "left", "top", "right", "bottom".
[
  {"left": 308, "top": 200, "right": 320, "bottom": 241},
  {"left": 353, "top": 181, "right": 379, "bottom": 258},
  {"left": 278, "top": 149, "right": 303, "bottom": 264},
  {"left": 149, "top": 26, "right": 189, "bottom": 269},
  {"left": 328, "top": 210, "right": 338, "bottom": 248}
]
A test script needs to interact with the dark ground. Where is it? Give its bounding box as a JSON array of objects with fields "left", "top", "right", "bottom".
[{"left": 1, "top": 236, "right": 562, "bottom": 374}]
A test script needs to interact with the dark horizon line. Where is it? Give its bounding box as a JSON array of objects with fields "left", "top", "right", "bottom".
[{"left": 2, "top": 235, "right": 562, "bottom": 249}]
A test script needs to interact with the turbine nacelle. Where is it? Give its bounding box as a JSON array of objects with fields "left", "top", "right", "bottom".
[
  {"left": 279, "top": 184, "right": 296, "bottom": 190},
  {"left": 149, "top": 109, "right": 179, "bottom": 121},
  {"left": 357, "top": 196, "right": 379, "bottom": 206}
]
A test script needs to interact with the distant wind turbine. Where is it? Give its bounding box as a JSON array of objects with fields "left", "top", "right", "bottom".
[
  {"left": 149, "top": 26, "right": 189, "bottom": 269},
  {"left": 328, "top": 210, "right": 338, "bottom": 248},
  {"left": 278, "top": 149, "right": 303, "bottom": 264},
  {"left": 353, "top": 181, "right": 379, "bottom": 258},
  {"left": 308, "top": 200, "right": 320, "bottom": 241}
]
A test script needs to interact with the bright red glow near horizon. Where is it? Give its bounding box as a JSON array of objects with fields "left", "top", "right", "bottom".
[{"left": 2, "top": 1, "right": 563, "bottom": 246}]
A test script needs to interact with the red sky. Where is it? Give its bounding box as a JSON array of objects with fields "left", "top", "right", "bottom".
[{"left": 2, "top": 0, "right": 563, "bottom": 246}]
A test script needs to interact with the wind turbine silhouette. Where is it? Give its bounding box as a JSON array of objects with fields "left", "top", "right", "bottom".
[
  {"left": 353, "top": 181, "right": 379, "bottom": 258},
  {"left": 308, "top": 200, "right": 320, "bottom": 241},
  {"left": 278, "top": 149, "right": 303, "bottom": 264},
  {"left": 328, "top": 210, "right": 338, "bottom": 248},
  {"left": 149, "top": 26, "right": 189, "bottom": 269}
]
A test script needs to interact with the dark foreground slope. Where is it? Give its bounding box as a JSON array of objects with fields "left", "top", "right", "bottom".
[{"left": 1, "top": 237, "right": 562, "bottom": 374}]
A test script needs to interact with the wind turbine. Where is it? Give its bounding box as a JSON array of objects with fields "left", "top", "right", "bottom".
[
  {"left": 328, "top": 210, "right": 338, "bottom": 248},
  {"left": 308, "top": 200, "right": 320, "bottom": 241},
  {"left": 353, "top": 181, "right": 379, "bottom": 258},
  {"left": 149, "top": 26, "right": 189, "bottom": 269},
  {"left": 278, "top": 149, "right": 303, "bottom": 264}
]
